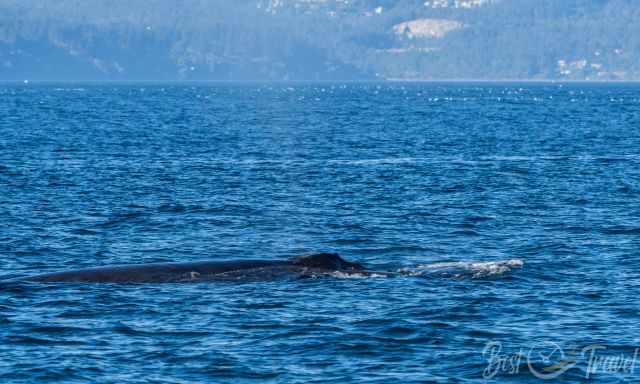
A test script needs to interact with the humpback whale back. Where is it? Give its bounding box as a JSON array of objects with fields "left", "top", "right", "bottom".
[
  {"left": 5, "top": 253, "right": 366, "bottom": 284},
  {"left": 291, "top": 253, "right": 364, "bottom": 271},
  {"left": 1, "top": 253, "right": 524, "bottom": 284}
]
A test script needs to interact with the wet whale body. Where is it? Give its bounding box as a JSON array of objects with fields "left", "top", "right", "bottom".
[
  {"left": 6, "top": 253, "right": 525, "bottom": 284},
  {"left": 14, "top": 253, "right": 371, "bottom": 284}
]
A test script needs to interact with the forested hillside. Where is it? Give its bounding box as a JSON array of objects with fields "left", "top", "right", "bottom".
[{"left": 1, "top": 0, "right": 638, "bottom": 80}]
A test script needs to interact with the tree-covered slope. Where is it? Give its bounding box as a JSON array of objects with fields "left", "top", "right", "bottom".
[{"left": 1, "top": 0, "right": 638, "bottom": 81}]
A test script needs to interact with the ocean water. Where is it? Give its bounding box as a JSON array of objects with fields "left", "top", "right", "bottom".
[{"left": 0, "top": 83, "right": 639, "bottom": 383}]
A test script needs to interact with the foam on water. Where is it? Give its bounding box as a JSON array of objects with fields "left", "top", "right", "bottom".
[
  {"left": 329, "top": 271, "right": 390, "bottom": 279},
  {"left": 329, "top": 259, "right": 524, "bottom": 280},
  {"left": 399, "top": 259, "right": 524, "bottom": 279}
]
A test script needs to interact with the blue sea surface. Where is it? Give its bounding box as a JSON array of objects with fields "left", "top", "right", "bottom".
[{"left": 1, "top": 83, "right": 639, "bottom": 383}]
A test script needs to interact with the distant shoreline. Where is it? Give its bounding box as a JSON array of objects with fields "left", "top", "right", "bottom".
[{"left": 2, "top": 79, "right": 640, "bottom": 85}]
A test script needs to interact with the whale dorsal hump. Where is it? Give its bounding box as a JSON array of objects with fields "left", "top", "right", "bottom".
[{"left": 291, "top": 253, "right": 363, "bottom": 271}]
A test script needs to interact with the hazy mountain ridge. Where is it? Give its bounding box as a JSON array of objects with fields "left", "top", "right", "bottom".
[{"left": 1, "top": 0, "right": 639, "bottom": 81}]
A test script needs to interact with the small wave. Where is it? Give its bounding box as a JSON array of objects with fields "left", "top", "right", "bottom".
[
  {"left": 94, "top": 211, "right": 147, "bottom": 228},
  {"left": 600, "top": 226, "right": 640, "bottom": 235},
  {"left": 328, "top": 158, "right": 418, "bottom": 165},
  {"left": 450, "top": 229, "right": 480, "bottom": 237},
  {"left": 398, "top": 259, "right": 523, "bottom": 279},
  {"left": 70, "top": 228, "right": 99, "bottom": 236},
  {"left": 327, "top": 238, "right": 372, "bottom": 245},
  {"left": 112, "top": 323, "right": 210, "bottom": 337},
  {"left": 53, "top": 88, "right": 86, "bottom": 92}
]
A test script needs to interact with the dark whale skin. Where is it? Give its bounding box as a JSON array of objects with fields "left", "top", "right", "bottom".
[{"left": 14, "top": 253, "right": 365, "bottom": 284}]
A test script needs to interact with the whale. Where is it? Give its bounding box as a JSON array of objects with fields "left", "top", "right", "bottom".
[
  {"left": 2, "top": 253, "right": 525, "bottom": 284},
  {"left": 8, "top": 253, "right": 373, "bottom": 284}
]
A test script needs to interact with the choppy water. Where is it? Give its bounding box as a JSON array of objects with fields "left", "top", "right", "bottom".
[{"left": 1, "top": 83, "right": 639, "bottom": 383}]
